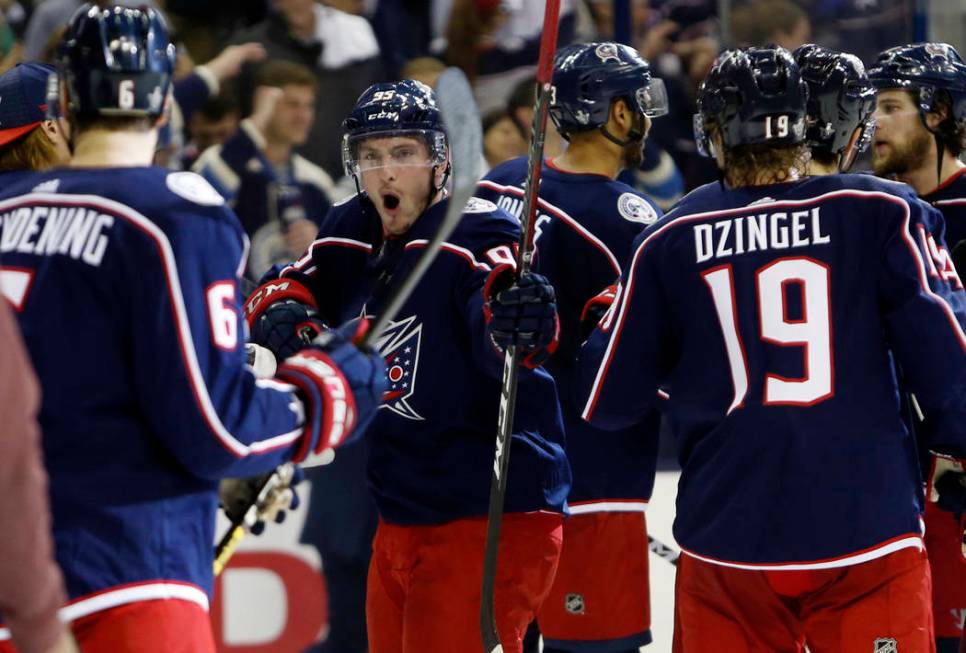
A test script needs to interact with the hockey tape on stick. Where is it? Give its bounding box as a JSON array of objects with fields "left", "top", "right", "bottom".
[
  {"left": 481, "top": 2, "right": 561, "bottom": 651},
  {"left": 214, "top": 463, "right": 296, "bottom": 575},
  {"left": 649, "top": 534, "right": 680, "bottom": 566}
]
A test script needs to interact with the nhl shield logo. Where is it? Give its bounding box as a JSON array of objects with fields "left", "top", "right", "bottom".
[
  {"left": 873, "top": 638, "right": 898, "bottom": 653},
  {"left": 564, "top": 593, "right": 585, "bottom": 615},
  {"left": 375, "top": 315, "right": 425, "bottom": 421}
]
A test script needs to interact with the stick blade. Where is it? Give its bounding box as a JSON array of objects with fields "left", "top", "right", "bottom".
[{"left": 434, "top": 67, "right": 482, "bottom": 195}]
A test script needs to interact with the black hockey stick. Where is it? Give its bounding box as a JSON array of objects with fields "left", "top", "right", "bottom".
[
  {"left": 480, "top": 2, "right": 561, "bottom": 651},
  {"left": 649, "top": 534, "right": 680, "bottom": 566},
  {"left": 214, "top": 68, "right": 482, "bottom": 575}
]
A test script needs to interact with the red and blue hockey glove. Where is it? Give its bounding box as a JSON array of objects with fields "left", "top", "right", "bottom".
[
  {"left": 245, "top": 278, "right": 327, "bottom": 360},
  {"left": 483, "top": 264, "right": 559, "bottom": 368},
  {"left": 275, "top": 319, "right": 387, "bottom": 464}
]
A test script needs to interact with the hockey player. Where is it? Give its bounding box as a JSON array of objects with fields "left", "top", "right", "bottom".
[
  {"left": 0, "top": 5, "right": 386, "bottom": 652},
  {"left": 869, "top": 43, "right": 966, "bottom": 653},
  {"left": 0, "top": 63, "right": 72, "bottom": 183},
  {"left": 793, "top": 44, "right": 876, "bottom": 176},
  {"left": 578, "top": 45, "right": 966, "bottom": 651},
  {"left": 476, "top": 41, "right": 667, "bottom": 653},
  {"left": 244, "top": 79, "right": 570, "bottom": 653}
]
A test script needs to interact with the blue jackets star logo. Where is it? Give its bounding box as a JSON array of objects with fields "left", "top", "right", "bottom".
[{"left": 375, "top": 315, "right": 425, "bottom": 421}]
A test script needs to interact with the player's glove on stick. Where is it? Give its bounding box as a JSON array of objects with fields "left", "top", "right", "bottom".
[
  {"left": 483, "top": 264, "right": 560, "bottom": 368},
  {"left": 219, "top": 465, "right": 305, "bottom": 535},
  {"left": 276, "top": 319, "right": 387, "bottom": 464},
  {"left": 245, "top": 278, "right": 328, "bottom": 360}
]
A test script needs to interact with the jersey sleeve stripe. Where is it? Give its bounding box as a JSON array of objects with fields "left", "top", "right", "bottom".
[
  {"left": 0, "top": 193, "right": 300, "bottom": 458},
  {"left": 477, "top": 179, "right": 622, "bottom": 275},
  {"left": 281, "top": 237, "right": 373, "bottom": 276},
  {"left": 403, "top": 240, "right": 492, "bottom": 271}
]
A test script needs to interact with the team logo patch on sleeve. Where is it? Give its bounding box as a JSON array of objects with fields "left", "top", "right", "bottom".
[
  {"left": 617, "top": 193, "right": 658, "bottom": 224},
  {"left": 463, "top": 197, "right": 498, "bottom": 214},
  {"left": 165, "top": 171, "right": 226, "bottom": 206}
]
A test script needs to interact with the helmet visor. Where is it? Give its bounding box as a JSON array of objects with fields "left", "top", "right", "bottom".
[
  {"left": 636, "top": 78, "right": 669, "bottom": 118},
  {"left": 342, "top": 129, "right": 447, "bottom": 177}
]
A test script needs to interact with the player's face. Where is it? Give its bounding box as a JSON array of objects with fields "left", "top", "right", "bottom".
[
  {"left": 268, "top": 84, "right": 315, "bottom": 147},
  {"left": 191, "top": 112, "right": 239, "bottom": 151},
  {"left": 872, "top": 89, "right": 933, "bottom": 177},
  {"left": 358, "top": 137, "right": 437, "bottom": 236},
  {"left": 621, "top": 112, "right": 652, "bottom": 170}
]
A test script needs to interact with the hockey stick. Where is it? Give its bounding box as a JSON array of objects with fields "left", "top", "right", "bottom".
[
  {"left": 480, "top": 2, "right": 561, "bottom": 651},
  {"left": 649, "top": 534, "right": 680, "bottom": 566},
  {"left": 214, "top": 462, "right": 296, "bottom": 576},
  {"left": 214, "top": 68, "right": 482, "bottom": 575}
]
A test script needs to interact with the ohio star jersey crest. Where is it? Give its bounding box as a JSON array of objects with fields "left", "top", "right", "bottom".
[{"left": 278, "top": 192, "right": 571, "bottom": 525}]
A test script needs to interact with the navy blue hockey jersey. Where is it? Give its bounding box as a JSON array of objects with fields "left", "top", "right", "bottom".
[
  {"left": 578, "top": 174, "right": 966, "bottom": 567},
  {"left": 924, "top": 166, "right": 966, "bottom": 269},
  {"left": 280, "top": 193, "right": 571, "bottom": 525},
  {"left": 478, "top": 157, "right": 661, "bottom": 511},
  {"left": 0, "top": 167, "right": 310, "bottom": 621}
]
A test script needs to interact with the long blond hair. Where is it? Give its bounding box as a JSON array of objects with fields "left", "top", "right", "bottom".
[{"left": 0, "top": 126, "right": 60, "bottom": 172}]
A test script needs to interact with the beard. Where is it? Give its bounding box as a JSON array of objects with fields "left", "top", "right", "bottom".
[
  {"left": 872, "top": 128, "right": 932, "bottom": 177},
  {"left": 622, "top": 138, "right": 645, "bottom": 170}
]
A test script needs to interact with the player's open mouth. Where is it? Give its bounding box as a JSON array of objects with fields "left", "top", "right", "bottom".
[{"left": 383, "top": 193, "right": 401, "bottom": 211}]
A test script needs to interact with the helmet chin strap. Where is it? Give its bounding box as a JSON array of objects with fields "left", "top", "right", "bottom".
[
  {"left": 919, "top": 110, "right": 945, "bottom": 187},
  {"left": 600, "top": 111, "right": 647, "bottom": 148}
]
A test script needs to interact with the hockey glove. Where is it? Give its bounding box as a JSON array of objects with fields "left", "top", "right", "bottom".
[
  {"left": 245, "top": 278, "right": 327, "bottom": 360},
  {"left": 219, "top": 465, "right": 305, "bottom": 535},
  {"left": 928, "top": 453, "right": 966, "bottom": 516},
  {"left": 275, "top": 319, "right": 387, "bottom": 464},
  {"left": 483, "top": 264, "right": 559, "bottom": 368}
]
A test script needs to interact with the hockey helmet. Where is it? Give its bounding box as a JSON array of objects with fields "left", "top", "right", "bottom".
[
  {"left": 342, "top": 80, "right": 448, "bottom": 178},
  {"left": 694, "top": 46, "right": 808, "bottom": 157},
  {"left": 548, "top": 42, "right": 668, "bottom": 137},
  {"left": 57, "top": 4, "right": 175, "bottom": 121},
  {"left": 793, "top": 44, "right": 876, "bottom": 159},
  {"left": 867, "top": 43, "right": 966, "bottom": 124}
]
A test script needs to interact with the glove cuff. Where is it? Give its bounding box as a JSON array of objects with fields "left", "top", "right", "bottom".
[
  {"left": 244, "top": 278, "right": 317, "bottom": 328},
  {"left": 482, "top": 263, "right": 515, "bottom": 324},
  {"left": 276, "top": 349, "right": 358, "bottom": 463}
]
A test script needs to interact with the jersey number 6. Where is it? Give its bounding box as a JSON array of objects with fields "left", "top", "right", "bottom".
[{"left": 701, "top": 256, "right": 833, "bottom": 412}]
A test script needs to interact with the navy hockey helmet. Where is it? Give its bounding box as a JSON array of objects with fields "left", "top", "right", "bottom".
[
  {"left": 549, "top": 42, "right": 668, "bottom": 138},
  {"left": 57, "top": 4, "right": 176, "bottom": 121},
  {"left": 867, "top": 43, "right": 966, "bottom": 124},
  {"left": 793, "top": 44, "right": 876, "bottom": 160},
  {"left": 694, "top": 46, "right": 808, "bottom": 157},
  {"left": 342, "top": 80, "right": 448, "bottom": 178}
]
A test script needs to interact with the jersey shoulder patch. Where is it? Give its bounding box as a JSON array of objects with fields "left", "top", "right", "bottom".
[
  {"left": 617, "top": 192, "right": 658, "bottom": 225},
  {"left": 463, "top": 196, "right": 498, "bottom": 214},
  {"left": 165, "top": 171, "right": 226, "bottom": 207}
]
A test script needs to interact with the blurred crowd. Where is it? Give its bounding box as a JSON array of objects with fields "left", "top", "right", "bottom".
[{"left": 0, "top": 0, "right": 929, "bottom": 281}]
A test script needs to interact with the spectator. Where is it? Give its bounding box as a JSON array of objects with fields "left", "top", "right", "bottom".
[
  {"left": 729, "top": 0, "right": 811, "bottom": 50},
  {"left": 507, "top": 74, "right": 565, "bottom": 158},
  {"left": 481, "top": 108, "right": 527, "bottom": 172},
  {"left": 194, "top": 59, "right": 335, "bottom": 280},
  {"left": 181, "top": 96, "right": 241, "bottom": 170},
  {"left": 0, "top": 296, "right": 79, "bottom": 653},
  {"left": 400, "top": 55, "right": 446, "bottom": 89},
  {"left": 230, "top": 0, "right": 385, "bottom": 178}
]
